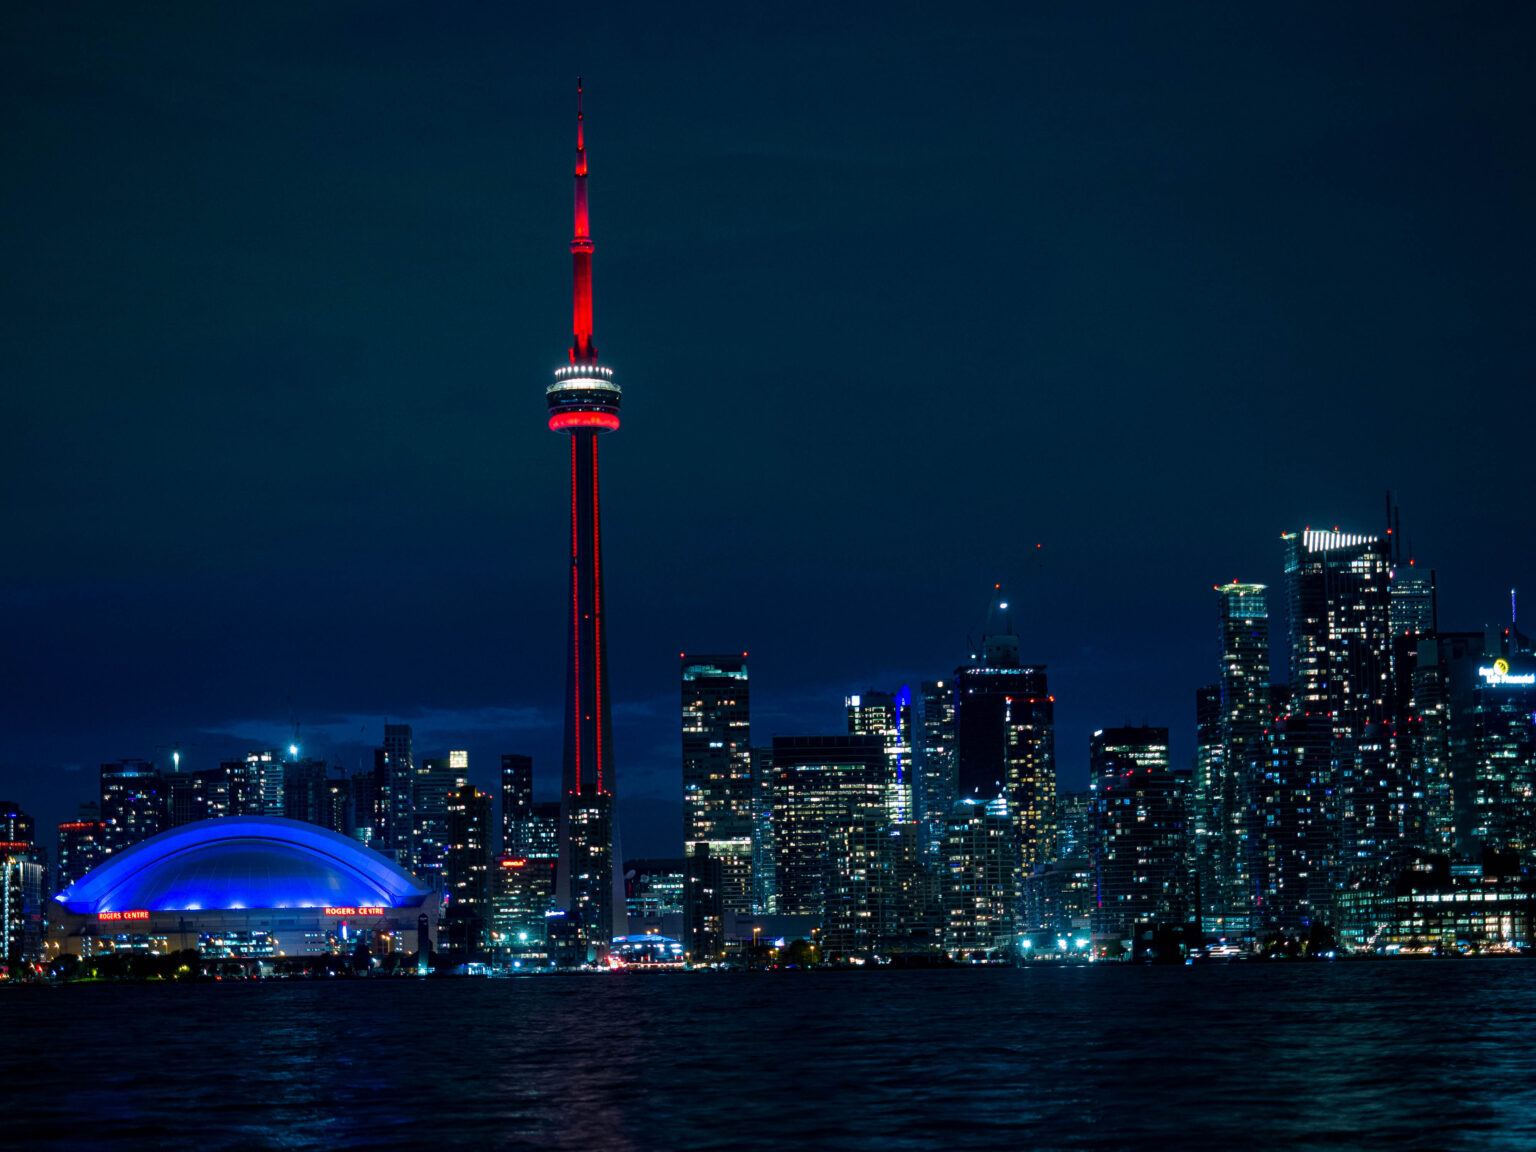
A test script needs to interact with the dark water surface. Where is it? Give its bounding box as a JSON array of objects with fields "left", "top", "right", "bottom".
[{"left": 8, "top": 962, "right": 1536, "bottom": 1150}]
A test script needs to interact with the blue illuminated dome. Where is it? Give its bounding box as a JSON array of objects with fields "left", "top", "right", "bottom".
[{"left": 56, "top": 816, "right": 431, "bottom": 915}]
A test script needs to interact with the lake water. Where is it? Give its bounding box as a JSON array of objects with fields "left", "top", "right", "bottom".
[{"left": 8, "top": 962, "right": 1536, "bottom": 1150}]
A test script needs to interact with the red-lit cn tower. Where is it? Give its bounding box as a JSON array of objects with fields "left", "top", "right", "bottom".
[{"left": 547, "top": 79, "right": 622, "bottom": 958}]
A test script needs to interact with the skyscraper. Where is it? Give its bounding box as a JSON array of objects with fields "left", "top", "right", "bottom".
[
  {"left": 0, "top": 800, "right": 34, "bottom": 846},
  {"left": 1, "top": 801, "right": 45, "bottom": 969},
  {"left": 1090, "top": 726, "right": 1186, "bottom": 942},
  {"left": 1412, "top": 631, "right": 1485, "bottom": 853},
  {"left": 941, "top": 800, "right": 1018, "bottom": 958},
  {"left": 412, "top": 751, "right": 465, "bottom": 887},
  {"left": 750, "top": 745, "right": 777, "bottom": 913},
  {"left": 501, "top": 754, "right": 533, "bottom": 855},
  {"left": 846, "top": 688, "right": 914, "bottom": 826},
  {"left": 915, "top": 679, "right": 957, "bottom": 856},
  {"left": 1191, "top": 683, "right": 1224, "bottom": 932},
  {"left": 547, "top": 81, "right": 623, "bottom": 956},
  {"left": 768, "top": 735, "right": 889, "bottom": 919},
  {"left": 954, "top": 615, "right": 1056, "bottom": 877},
  {"left": 56, "top": 805, "right": 106, "bottom": 892},
  {"left": 492, "top": 854, "right": 556, "bottom": 964},
  {"left": 1216, "top": 582, "right": 1270, "bottom": 935},
  {"left": 1282, "top": 529, "right": 1396, "bottom": 887},
  {"left": 282, "top": 758, "right": 349, "bottom": 835},
  {"left": 1254, "top": 714, "right": 1334, "bottom": 934},
  {"left": 443, "top": 782, "right": 495, "bottom": 961},
  {"left": 99, "top": 760, "right": 163, "bottom": 856},
  {"left": 1468, "top": 654, "right": 1536, "bottom": 855},
  {"left": 681, "top": 654, "right": 753, "bottom": 913},
  {"left": 1284, "top": 530, "right": 1393, "bottom": 736},
  {"left": 682, "top": 843, "right": 725, "bottom": 962},
  {"left": 223, "top": 749, "right": 282, "bottom": 816},
  {"left": 376, "top": 724, "right": 415, "bottom": 865}
]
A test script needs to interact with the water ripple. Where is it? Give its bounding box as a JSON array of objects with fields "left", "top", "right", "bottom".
[{"left": 9, "top": 963, "right": 1536, "bottom": 1150}]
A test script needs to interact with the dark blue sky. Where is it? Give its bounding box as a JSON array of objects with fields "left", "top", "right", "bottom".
[{"left": 4, "top": 3, "right": 1533, "bottom": 856}]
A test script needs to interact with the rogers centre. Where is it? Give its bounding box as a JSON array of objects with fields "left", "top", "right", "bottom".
[{"left": 47, "top": 816, "right": 439, "bottom": 959}]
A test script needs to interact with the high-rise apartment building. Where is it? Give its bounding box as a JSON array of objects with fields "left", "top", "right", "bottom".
[
  {"left": 0, "top": 800, "right": 35, "bottom": 847},
  {"left": 1412, "top": 631, "right": 1485, "bottom": 853},
  {"left": 941, "top": 800, "right": 1018, "bottom": 958},
  {"left": 1, "top": 802, "right": 45, "bottom": 969},
  {"left": 492, "top": 854, "right": 556, "bottom": 963},
  {"left": 1284, "top": 530, "right": 1393, "bottom": 734},
  {"left": 682, "top": 842, "right": 725, "bottom": 962},
  {"left": 411, "top": 751, "right": 465, "bottom": 887},
  {"left": 1468, "top": 655, "right": 1536, "bottom": 855},
  {"left": 750, "top": 746, "right": 776, "bottom": 913},
  {"left": 220, "top": 750, "right": 284, "bottom": 816},
  {"left": 1215, "top": 582, "right": 1270, "bottom": 935},
  {"left": 1254, "top": 714, "right": 1334, "bottom": 934},
  {"left": 443, "top": 782, "right": 494, "bottom": 961},
  {"left": 1282, "top": 530, "right": 1398, "bottom": 893},
  {"left": 350, "top": 768, "right": 378, "bottom": 846},
  {"left": 624, "top": 859, "right": 687, "bottom": 917},
  {"left": 2, "top": 857, "right": 46, "bottom": 970},
  {"left": 768, "top": 735, "right": 889, "bottom": 918},
  {"left": 202, "top": 757, "right": 263, "bottom": 820},
  {"left": 527, "top": 801, "right": 560, "bottom": 861},
  {"left": 915, "top": 679, "right": 957, "bottom": 856},
  {"left": 846, "top": 688, "right": 914, "bottom": 825},
  {"left": 1054, "top": 790, "right": 1095, "bottom": 859},
  {"left": 165, "top": 769, "right": 208, "bottom": 829},
  {"left": 681, "top": 654, "right": 753, "bottom": 914},
  {"left": 1191, "top": 683, "right": 1224, "bottom": 932},
  {"left": 501, "top": 754, "right": 533, "bottom": 855},
  {"left": 1026, "top": 791, "right": 1095, "bottom": 938},
  {"left": 281, "top": 759, "right": 350, "bottom": 835},
  {"left": 99, "top": 760, "right": 163, "bottom": 856},
  {"left": 56, "top": 805, "right": 107, "bottom": 892},
  {"left": 1090, "top": 727, "right": 1186, "bottom": 942},
  {"left": 373, "top": 724, "right": 415, "bottom": 866},
  {"left": 954, "top": 627, "right": 1056, "bottom": 878},
  {"left": 824, "top": 817, "right": 933, "bottom": 958}
]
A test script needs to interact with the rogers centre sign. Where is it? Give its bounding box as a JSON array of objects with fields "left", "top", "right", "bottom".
[
  {"left": 324, "top": 907, "right": 386, "bottom": 917},
  {"left": 98, "top": 910, "right": 150, "bottom": 921}
]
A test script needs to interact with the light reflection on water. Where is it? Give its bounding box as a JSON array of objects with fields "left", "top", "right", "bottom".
[{"left": 10, "top": 962, "right": 1536, "bottom": 1150}]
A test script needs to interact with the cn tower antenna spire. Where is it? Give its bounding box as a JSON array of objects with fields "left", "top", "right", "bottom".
[{"left": 570, "top": 76, "right": 595, "bottom": 365}]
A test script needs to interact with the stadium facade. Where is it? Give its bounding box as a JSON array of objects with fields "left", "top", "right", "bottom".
[{"left": 48, "top": 816, "right": 438, "bottom": 959}]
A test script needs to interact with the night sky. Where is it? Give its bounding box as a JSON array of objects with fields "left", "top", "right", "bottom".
[{"left": 4, "top": 4, "right": 1534, "bottom": 857}]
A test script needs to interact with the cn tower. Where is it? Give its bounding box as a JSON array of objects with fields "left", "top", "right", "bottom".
[{"left": 548, "top": 79, "right": 622, "bottom": 958}]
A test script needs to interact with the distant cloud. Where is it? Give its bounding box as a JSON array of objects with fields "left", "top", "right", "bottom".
[
  {"left": 204, "top": 705, "right": 562, "bottom": 751},
  {"left": 612, "top": 694, "right": 674, "bottom": 722}
]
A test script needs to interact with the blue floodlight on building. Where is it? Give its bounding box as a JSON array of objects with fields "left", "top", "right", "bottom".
[
  {"left": 48, "top": 816, "right": 440, "bottom": 961},
  {"left": 55, "top": 815, "right": 432, "bottom": 914}
]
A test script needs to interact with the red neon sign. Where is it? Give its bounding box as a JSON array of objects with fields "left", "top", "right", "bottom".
[
  {"left": 501, "top": 859, "right": 528, "bottom": 868},
  {"left": 324, "top": 907, "right": 385, "bottom": 917},
  {"left": 549, "top": 411, "right": 619, "bottom": 432},
  {"left": 98, "top": 910, "right": 149, "bottom": 922}
]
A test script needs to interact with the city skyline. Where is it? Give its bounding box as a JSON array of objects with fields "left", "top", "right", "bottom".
[{"left": 5, "top": 5, "right": 1535, "bottom": 858}]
